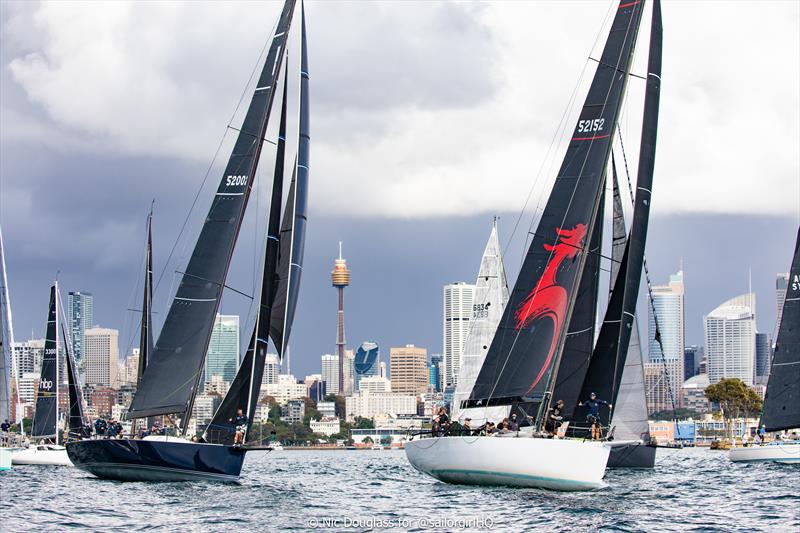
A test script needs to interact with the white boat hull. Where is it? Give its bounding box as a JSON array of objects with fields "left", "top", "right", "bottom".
[
  {"left": 729, "top": 442, "right": 800, "bottom": 463},
  {"left": 0, "top": 448, "right": 13, "bottom": 470},
  {"left": 405, "top": 435, "right": 610, "bottom": 491},
  {"left": 11, "top": 445, "right": 73, "bottom": 466}
]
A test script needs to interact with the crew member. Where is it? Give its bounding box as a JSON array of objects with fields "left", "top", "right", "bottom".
[
  {"left": 580, "top": 393, "right": 612, "bottom": 440},
  {"left": 232, "top": 408, "right": 248, "bottom": 446}
]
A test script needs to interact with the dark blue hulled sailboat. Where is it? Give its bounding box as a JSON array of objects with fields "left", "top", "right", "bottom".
[{"left": 66, "top": 0, "right": 310, "bottom": 482}]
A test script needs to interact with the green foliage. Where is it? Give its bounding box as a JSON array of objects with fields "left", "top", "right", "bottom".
[
  {"left": 380, "top": 435, "right": 392, "bottom": 446},
  {"left": 648, "top": 408, "right": 703, "bottom": 420},
  {"left": 353, "top": 416, "right": 374, "bottom": 429},
  {"left": 324, "top": 394, "right": 346, "bottom": 418},
  {"left": 704, "top": 378, "right": 762, "bottom": 421}
]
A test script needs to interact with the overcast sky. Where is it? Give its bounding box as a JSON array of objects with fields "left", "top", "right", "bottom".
[{"left": 1, "top": 1, "right": 798, "bottom": 379}]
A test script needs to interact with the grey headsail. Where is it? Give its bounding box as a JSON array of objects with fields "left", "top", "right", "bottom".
[
  {"left": 762, "top": 226, "right": 800, "bottom": 432},
  {"left": 126, "top": 0, "right": 297, "bottom": 422},
  {"left": 571, "top": 0, "right": 661, "bottom": 434},
  {"left": 32, "top": 285, "right": 59, "bottom": 441},
  {"left": 468, "top": 0, "right": 645, "bottom": 422},
  {"left": 62, "top": 309, "right": 86, "bottom": 439},
  {"left": 206, "top": 2, "right": 309, "bottom": 444},
  {"left": 0, "top": 224, "right": 15, "bottom": 424}
]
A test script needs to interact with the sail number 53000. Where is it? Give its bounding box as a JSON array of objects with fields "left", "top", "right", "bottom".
[
  {"left": 226, "top": 175, "right": 248, "bottom": 187},
  {"left": 577, "top": 118, "right": 605, "bottom": 133}
]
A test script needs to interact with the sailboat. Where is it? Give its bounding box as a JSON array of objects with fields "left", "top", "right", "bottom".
[
  {"left": 730, "top": 227, "right": 800, "bottom": 463},
  {"left": 450, "top": 219, "right": 509, "bottom": 424},
  {"left": 406, "top": 0, "right": 653, "bottom": 491},
  {"left": 11, "top": 282, "right": 86, "bottom": 466},
  {"left": 0, "top": 225, "right": 18, "bottom": 470},
  {"left": 67, "top": 0, "right": 310, "bottom": 482}
]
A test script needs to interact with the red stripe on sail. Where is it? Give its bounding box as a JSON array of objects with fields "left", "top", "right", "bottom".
[
  {"left": 619, "top": 1, "right": 640, "bottom": 8},
  {"left": 571, "top": 133, "right": 611, "bottom": 141}
]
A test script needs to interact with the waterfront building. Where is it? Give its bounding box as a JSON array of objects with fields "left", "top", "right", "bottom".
[
  {"left": 264, "top": 374, "right": 307, "bottom": 405},
  {"left": 682, "top": 373, "right": 710, "bottom": 414},
  {"left": 85, "top": 386, "right": 116, "bottom": 417},
  {"left": 203, "top": 314, "right": 239, "bottom": 391},
  {"left": 253, "top": 404, "right": 271, "bottom": 423},
  {"left": 754, "top": 332, "right": 772, "bottom": 382},
  {"left": 359, "top": 376, "right": 391, "bottom": 393},
  {"left": 317, "top": 401, "right": 336, "bottom": 418},
  {"left": 192, "top": 394, "right": 221, "bottom": 426},
  {"left": 345, "top": 391, "right": 418, "bottom": 421},
  {"left": 321, "top": 354, "right": 340, "bottom": 394},
  {"left": 84, "top": 327, "right": 119, "bottom": 387},
  {"left": 205, "top": 375, "right": 231, "bottom": 396},
  {"left": 647, "top": 270, "right": 685, "bottom": 406},
  {"left": 643, "top": 362, "right": 673, "bottom": 414},
  {"left": 310, "top": 417, "right": 340, "bottom": 436},
  {"left": 123, "top": 350, "right": 140, "bottom": 385},
  {"left": 389, "top": 345, "right": 428, "bottom": 395},
  {"left": 281, "top": 398, "right": 305, "bottom": 424},
  {"left": 442, "top": 282, "right": 475, "bottom": 388},
  {"left": 350, "top": 427, "right": 411, "bottom": 447},
  {"left": 776, "top": 272, "right": 789, "bottom": 331},
  {"left": 428, "top": 354, "right": 442, "bottom": 392},
  {"left": 67, "top": 291, "right": 93, "bottom": 368},
  {"left": 704, "top": 293, "right": 756, "bottom": 386},
  {"left": 17, "top": 372, "right": 38, "bottom": 404}
]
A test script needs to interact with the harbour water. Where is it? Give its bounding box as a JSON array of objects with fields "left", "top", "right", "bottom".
[{"left": 2, "top": 448, "right": 797, "bottom": 532}]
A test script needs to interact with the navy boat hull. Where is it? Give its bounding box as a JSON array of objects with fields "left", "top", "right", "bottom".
[
  {"left": 66, "top": 439, "right": 247, "bottom": 482},
  {"left": 607, "top": 441, "right": 656, "bottom": 468}
]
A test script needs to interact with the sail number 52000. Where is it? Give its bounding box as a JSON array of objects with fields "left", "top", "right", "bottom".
[
  {"left": 226, "top": 175, "right": 248, "bottom": 187},
  {"left": 577, "top": 118, "right": 605, "bottom": 133}
]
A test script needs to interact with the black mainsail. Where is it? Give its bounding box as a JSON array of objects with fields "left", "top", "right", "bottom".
[
  {"left": 206, "top": 2, "right": 309, "bottom": 444},
  {"left": 32, "top": 285, "right": 59, "bottom": 442},
  {"left": 571, "top": 0, "right": 661, "bottom": 432},
  {"left": 126, "top": 0, "right": 297, "bottom": 423},
  {"left": 136, "top": 209, "right": 154, "bottom": 387},
  {"left": 762, "top": 227, "right": 800, "bottom": 432},
  {"left": 62, "top": 311, "right": 86, "bottom": 439},
  {"left": 468, "top": 0, "right": 645, "bottom": 421}
]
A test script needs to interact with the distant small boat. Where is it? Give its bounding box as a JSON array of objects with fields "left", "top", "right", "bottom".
[
  {"left": 267, "top": 442, "right": 284, "bottom": 451},
  {"left": 371, "top": 444, "right": 382, "bottom": 450},
  {"left": 731, "top": 227, "right": 800, "bottom": 464},
  {"left": 9, "top": 444, "right": 71, "bottom": 466},
  {"left": 0, "top": 447, "right": 12, "bottom": 470}
]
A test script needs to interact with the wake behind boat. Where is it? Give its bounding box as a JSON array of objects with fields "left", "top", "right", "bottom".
[{"left": 68, "top": 0, "right": 311, "bottom": 482}]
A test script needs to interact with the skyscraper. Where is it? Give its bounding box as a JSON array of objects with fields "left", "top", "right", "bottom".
[
  {"left": 263, "top": 353, "right": 280, "bottom": 386},
  {"left": 321, "top": 354, "right": 340, "bottom": 394},
  {"left": 204, "top": 314, "right": 240, "bottom": 388},
  {"left": 84, "top": 327, "right": 119, "bottom": 387},
  {"left": 755, "top": 332, "right": 772, "bottom": 382},
  {"left": 647, "top": 270, "right": 684, "bottom": 409},
  {"left": 354, "top": 342, "right": 380, "bottom": 391},
  {"left": 776, "top": 272, "right": 789, "bottom": 331},
  {"left": 390, "top": 345, "right": 428, "bottom": 395},
  {"left": 704, "top": 293, "right": 756, "bottom": 386},
  {"left": 429, "top": 354, "right": 442, "bottom": 392},
  {"left": 442, "top": 282, "right": 475, "bottom": 389},
  {"left": 331, "top": 243, "right": 350, "bottom": 395},
  {"left": 67, "top": 291, "right": 93, "bottom": 368}
]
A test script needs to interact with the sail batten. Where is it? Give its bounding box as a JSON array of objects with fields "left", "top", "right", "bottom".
[
  {"left": 468, "top": 0, "right": 645, "bottom": 423},
  {"left": 126, "top": 0, "right": 298, "bottom": 422}
]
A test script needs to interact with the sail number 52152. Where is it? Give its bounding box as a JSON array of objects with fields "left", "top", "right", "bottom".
[
  {"left": 226, "top": 175, "right": 248, "bottom": 187},
  {"left": 577, "top": 118, "right": 605, "bottom": 133}
]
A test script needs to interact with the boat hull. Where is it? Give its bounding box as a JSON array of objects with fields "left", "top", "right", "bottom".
[
  {"left": 729, "top": 442, "right": 800, "bottom": 463},
  {"left": 405, "top": 436, "right": 610, "bottom": 491},
  {"left": 606, "top": 440, "right": 656, "bottom": 468},
  {"left": 0, "top": 448, "right": 13, "bottom": 470},
  {"left": 11, "top": 445, "right": 72, "bottom": 466},
  {"left": 66, "top": 438, "right": 246, "bottom": 482}
]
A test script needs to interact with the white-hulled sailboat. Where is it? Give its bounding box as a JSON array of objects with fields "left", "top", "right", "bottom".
[
  {"left": 730, "top": 228, "right": 800, "bottom": 463},
  {"left": 1, "top": 224, "right": 21, "bottom": 470},
  {"left": 406, "top": 0, "right": 661, "bottom": 490}
]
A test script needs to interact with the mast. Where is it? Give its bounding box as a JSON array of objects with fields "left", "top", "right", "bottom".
[
  {"left": 572, "top": 0, "right": 662, "bottom": 430},
  {"left": 0, "top": 224, "right": 16, "bottom": 426},
  {"left": 468, "top": 0, "right": 645, "bottom": 427},
  {"left": 761, "top": 226, "right": 800, "bottom": 432},
  {"left": 206, "top": 1, "right": 309, "bottom": 444},
  {"left": 125, "top": 0, "right": 297, "bottom": 429}
]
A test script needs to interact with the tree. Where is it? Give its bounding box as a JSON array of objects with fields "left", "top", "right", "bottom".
[
  {"left": 353, "top": 416, "right": 374, "bottom": 429},
  {"left": 324, "top": 394, "right": 346, "bottom": 418},
  {"left": 705, "top": 378, "right": 762, "bottom": 437},
  {"left": 363, "top": 436, "right": 374, "bottom": 445},
  {"left": 380, "top": 435, "right": 393, "bottom": 447}
]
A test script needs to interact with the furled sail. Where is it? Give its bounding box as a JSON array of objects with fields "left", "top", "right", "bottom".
[
  {"left": 551, "top": 188, "right": 604, "bottom": 421},
  {"left": 468, "top": 0, "right": 645, "bottom": 420},
  {"left": 136, "top": 210, "right": 154, "bottom": 386},
  {"left": 32, "top": 285, "right": 59, "bottom": 441},
  {"left": 452, "top": 220, "right": 510, "bottom": 423},
  {"left": 0, "top": 225, "right": 15, "bottom": 424},
  {"left": 126, "top": 0, "right": 297, "bottom": 422},
  {"left": 572, "top": 0, "right": 662, "bottom": 433},
  {"left": 206, "top": 2, "right": 309, "bottom": 444},
  {"left": 762, "top": 226, "right": 800, "bottom": 432}
]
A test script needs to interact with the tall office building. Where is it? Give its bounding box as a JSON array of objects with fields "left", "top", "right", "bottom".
[
  {"left": 390, "top": 345, "right": 428, "bottom": 395},
  {"left": 704, "top": 293, "right": 756, "bottom": 386},
  {"left": 354, "top": 342, "right": 380, "bottom": 391},
  {"left": 429, "top": 354, "right": 442, "bottom": 392},
  {"left": 263, "top": 353, "right": 280, "bottom": 386},
  {"left": 754, "top": 332, "right": 772, "bottom": 382},
  {"left": 67, "top": 291, "right": 93, "bottom": 367},
  {"left": 204, "top": 314, "right": 240, "bottom": 389},
  {"left": 442, "top": 282, "right": 475, "bottom": 388},
  {"left": 683, "top": 345, "right": 703, "bottom": 381},
  {"left": 84, "top": 327, "right": 120, "bottom": 387},
  {"left": 321, "top": 354, "right": 340, "bottom": 394},
  {"left": 647, "top": 271, "right": 685, "bottom": 408},
  {"left": 776, "top": 272, "right": 789, "bottom": 331},
  {"left": 11, "top": 339, "right": 43, "bottom": 380}
]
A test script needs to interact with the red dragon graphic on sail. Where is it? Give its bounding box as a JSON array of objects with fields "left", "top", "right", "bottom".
[{"left": 514, "top": 223, "right": 588, "bottom": 392}]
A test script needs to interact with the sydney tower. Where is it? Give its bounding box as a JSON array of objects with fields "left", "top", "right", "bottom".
[{"left": 331, "top": 242, "right": 350, "bottom": 395}]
